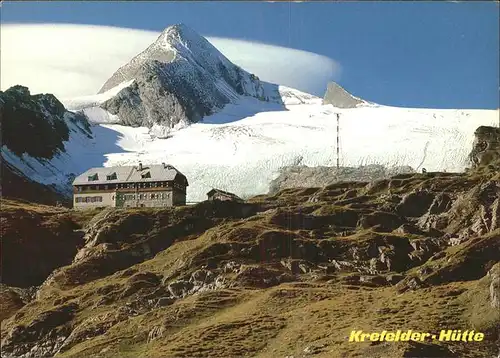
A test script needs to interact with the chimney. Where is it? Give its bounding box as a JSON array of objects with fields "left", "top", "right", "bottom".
[
  {"left": 162, "top": 162, "right": 166, "bottom": 168},
  {"left": 138, "top": 162, "right": 143, "bottom": 171}
]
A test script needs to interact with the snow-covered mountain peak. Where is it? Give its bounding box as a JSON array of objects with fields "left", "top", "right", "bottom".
[
  {"left": 99, "top": 23, "right": 247, "bottom": 94},
  {"left": 97, "top": 24, "right": 282, "bottom": 129},
  {"left": 159, "top": 23, "right": 195, "bottom": 39},
  {"left": 132, "top": 24, "right": 215, "bottom": 64},
  {"left": 155, "top": 23, "right": 213, "bottom": 53},
  {"left": 149, "top": 23, "right": 244, "bottom": 83}
]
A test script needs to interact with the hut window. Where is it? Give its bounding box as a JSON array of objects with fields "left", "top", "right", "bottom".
[{"left": 87, "top": 173, "right": 99, "bottom": 182}]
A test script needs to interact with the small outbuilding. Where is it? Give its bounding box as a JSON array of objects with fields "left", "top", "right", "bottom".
[{"left": 206, "top": 188, "right": 243, "bottom": 203}]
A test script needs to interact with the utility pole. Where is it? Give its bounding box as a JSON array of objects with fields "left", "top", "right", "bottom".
[{"left": 336, "top": 113, "right": 340, "bottom": 169}]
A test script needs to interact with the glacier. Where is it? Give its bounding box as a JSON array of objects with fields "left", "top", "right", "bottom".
[{"left": 3, "top": 81, "right": 497, "bottom": 203}]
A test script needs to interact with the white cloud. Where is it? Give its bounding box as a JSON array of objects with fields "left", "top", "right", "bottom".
[
  {"left": 1, "top": 23, "right": 341, "bottom": 99},
  {"left": 208, "top": 37, "right": 341, "bottom": 96}
]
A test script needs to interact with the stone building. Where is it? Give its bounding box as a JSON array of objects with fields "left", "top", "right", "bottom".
[
  {"left": 206, "top": 188, "right": 243, "bottom": 203},
  {"left": 72, "top": 162, "right": 188, "bottom": 209}
]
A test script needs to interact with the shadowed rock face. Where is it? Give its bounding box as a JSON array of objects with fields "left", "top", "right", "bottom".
[
  {"left": 322, "top": 82, "right": 367, "bottom": 108},
  {"left": 99, "top": 24, "right": 282, "bottom": 129},
  {"left": 0, "top": 85, "right": 92, "bottom": 206},
  {"left": 0, "top": 86, "right": 91, "bottom": 159},
  {"left": 469, "top": 126, "right": 500, "bottom": 170}
]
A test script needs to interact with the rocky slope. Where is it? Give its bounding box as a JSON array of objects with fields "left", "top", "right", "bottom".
[
  {"left": 99, "top": 24, "right": 282, "bottom": 128},
  {"left": 469, "top": 125, "right": 500, "bottom": 171},
  {"left": 268, "top": 164, "right": 416, "bottom": 195},
  {"left": 0, "top": 86, "right": 92, "bottom": 205},
  {"left": 1, "top": 126, "right": 499, "bottom": 358}
]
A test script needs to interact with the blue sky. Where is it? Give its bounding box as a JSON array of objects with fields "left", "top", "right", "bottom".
[{"left": 2, "top": 1, "right": 499, "bottom": 109}]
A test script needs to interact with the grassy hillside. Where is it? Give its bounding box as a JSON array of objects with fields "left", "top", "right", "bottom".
[{"left": 1, "top": 168, "right": 499, "bottom": 357}]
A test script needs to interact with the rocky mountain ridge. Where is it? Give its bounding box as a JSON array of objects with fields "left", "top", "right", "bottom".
[
  {"left": 0, "top": 86, "right": 91, "bottom": 160},
  {"left": 1, "top": 126, "right": 498, "bottom": 358},
  {"left": 0, "top": 86, "right": 92, "bottom": 205}
]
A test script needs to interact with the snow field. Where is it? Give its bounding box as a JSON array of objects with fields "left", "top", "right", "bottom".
[{"left": 3, "top": 84, "right": 498, "bottom": 203}]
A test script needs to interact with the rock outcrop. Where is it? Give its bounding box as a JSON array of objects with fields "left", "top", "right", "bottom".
[
  {"left": 0, "top": 285, "right": 28, "bottom": 322},
  {"left": 322, "top": 81, "right": 369, "bottom": 108},
  {"left": 468, "top": 125, "right": 500, "bottom": 171},
  {"left": 488, "top": 263, "right": 500, "bottom": 309}
]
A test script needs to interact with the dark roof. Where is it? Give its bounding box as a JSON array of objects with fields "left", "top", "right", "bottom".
[{"left": 206, "top": 188, "right": 242, "bottom": 200}]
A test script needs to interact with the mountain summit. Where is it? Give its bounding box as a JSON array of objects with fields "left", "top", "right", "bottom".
[{"left": 98, "top": 24, "right": 281, "bottom": 128}]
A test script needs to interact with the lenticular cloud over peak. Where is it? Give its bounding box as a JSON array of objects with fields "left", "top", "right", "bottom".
[{"left": 0, "top": 23, "right": 341, "bottom": 99}]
